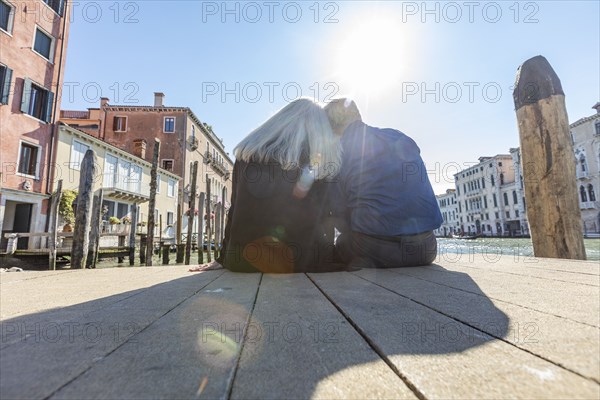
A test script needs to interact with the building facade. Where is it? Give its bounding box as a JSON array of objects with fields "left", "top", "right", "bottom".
[
  {"left": 53, "top": 124, "right": 181, "bottom": 240},
  {"left": 60, "top": 93, "right": 234, "bottom": 243},
  {"left": 434, "top": 189, "right": 458, "bottom": 237},
  {"left": 0, "top": 0, "right": 70, "bottom": 249},
  {"left": 571, "top": 103, "right": 600, "bottom": 236},
  {"left": 453, "top": 154, "right": 528, "bottom": 237}
]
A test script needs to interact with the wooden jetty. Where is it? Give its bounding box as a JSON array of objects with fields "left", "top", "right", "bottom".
[{"left": 0, "top": 254, "right": 598, "bottom": 399}]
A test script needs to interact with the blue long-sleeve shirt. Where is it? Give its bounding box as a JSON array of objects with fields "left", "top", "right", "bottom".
[{"left": 332, "top": 121, "right": 443, "bottom": 236}]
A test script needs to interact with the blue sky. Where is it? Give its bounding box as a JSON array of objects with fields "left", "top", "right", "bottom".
[{"left": 61, "top": 1, "right": 600, "bottom": 194}]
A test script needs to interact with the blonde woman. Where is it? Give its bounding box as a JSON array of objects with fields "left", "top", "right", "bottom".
[{"left": 190, "top": 98, "right": 345, "bottom": 273}]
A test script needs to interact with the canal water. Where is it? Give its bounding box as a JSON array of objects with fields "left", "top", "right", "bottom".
[{"left": 437, "top": 238, "right": 600, "bottom": 262}]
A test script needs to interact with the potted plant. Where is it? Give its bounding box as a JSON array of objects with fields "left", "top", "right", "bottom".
[
  {"left": 58, "top": 190, "right": 77, "bottom": 232},
  {"left": 121, "top": 216, "right": 132, "bottom": 225},
  {"left": 109, "top": 216, "right": 121, "bottom": 225}
]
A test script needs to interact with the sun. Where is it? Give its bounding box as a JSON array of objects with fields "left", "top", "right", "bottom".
[{"left": 333, "top": 19, "right": 406, "bottom": 96}]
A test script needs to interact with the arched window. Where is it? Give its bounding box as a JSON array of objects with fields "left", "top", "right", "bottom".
[
  {"left": 580, "top": 185, "right": 588, "bottom": 202},
  {"left": 512, "top": 190, "right": 518, "bottom": 204},
  {"left": 589, "top": 184, "right": 596, "bottom": 202},
  {"left": 500, "top": 173, "right": 504, "bottom": 185},
  {"left": 503, "top": 193, "right": 509, "bottom": 206},
  {"left": 491, "top": 175, "right": 495, "bottom": 186}
]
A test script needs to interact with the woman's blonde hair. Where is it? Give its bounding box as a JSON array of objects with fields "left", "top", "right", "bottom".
[{"left": 234, "top": 98, "right": 341, "bottom": 179}]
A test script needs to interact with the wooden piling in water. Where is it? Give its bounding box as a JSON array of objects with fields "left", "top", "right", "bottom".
[
  {"left": 86, "top": 189, "right": 103, "bottom": 269},
  {"left": 185, "top": 162, "right": 198, "bottom": 265},
  {"left": 197, "top": 192, "right": 205, "bottom": 264},
  {"left": 146, "top": 139, "right": 160, "bottom": 266},
  {"left": 206, "top": 175, "right": 212, "bottom": 262},
  {"left": 513, "top": 55, "right": 586, "bottom": 260},
  {"left": 71, "top": 150, "right": 98, "bottom": 269},
  {"left": 48, "top": 180, "right": 62, "bottom": 271}
]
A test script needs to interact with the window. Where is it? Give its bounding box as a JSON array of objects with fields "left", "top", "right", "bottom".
[
  {"left": 69, "top": 140, "right": 90, "bottom": 171},
  {"left": 162, "top": 160, "right": 174, "bottom": 171},
  {"left": 167, "top": 178, "right": 176, "bottom": 197},
  {"left": 579, "top": 155, "right": 587, "bottom": 172},
  {"left": 516, "top": 210, "right": 520, "bottom": 217},
  {"left": 33, "top": 27, "right": 54, "bottom": 60},
  {"left": 491, "top": 175, "right": 495, "bottom": 186},
  {"left": 595, "top": 121, "right": 600, "bottom": 136},
  {"left": 493, "top": 194, "right": 498, "bottom": 208},
  {"left": 43, "top": 0, "right": 65, "bottom": 16},
  {"left": 483, "top": 197, "right": 488, "bottom": 208},
  {"left": 506, "top": 211, "right": 510, "bottom": 219},
  {"left": 18, "top": 142, "right": 39, "bottom": 176},
  {"left": 156, "top": 174, "right": 161, "bottom": 193},
  {"left": 103, "top": 154, "right": 118, "bottom": 187},
  {"left": 21, "top": 79, "right": 53, "bottom": 122},
  {"left": 0, "top": 63, "right": 12, "bottom": 104},
  {"left": 481, "top": 178, "right": 485, "bottom": 189},
  {"left": 499, "top": 173, "right": 504, "bottom": 185},
  {"left": 513, "top": 191, "right": 518, "bottom": 205},
  {"left": 589, "top": 185, "right": 596, "bottom": 202},
  {"left": 129, "top": 165, "right": 142, "bottom": 193},
  {"left": 167, "top": 211, "right": 174, "bottom": 226},
  {"left": 503, "top": 193, "right": 509, "bottom": 206},
  {"left": 495, "top": 212, "right": 499, "bottom": 219},
  {"left": 0, "top": 0, "right": 14, "bottom": 33},
  {"left": 580, "top": 186, "right": 587, "bottom": 202},
  {"left": 164, "top": 117, "right": 175, "bottom": 133},
  {"left": 498, "top": 162, "right": 503, "bottom": 167},
  {"left": 113, "top": 116, "right": 127, "bottom": 132}
]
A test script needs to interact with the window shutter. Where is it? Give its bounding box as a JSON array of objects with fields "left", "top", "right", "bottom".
[
  {"left": 45, "top": 90, "right": 55, "bottom": 123},
  {"left": 1, "top": 67, "right": 12, "bottom": 105},
  {"left": 20, "top": 78, "right": 32, "bottom": 113}
]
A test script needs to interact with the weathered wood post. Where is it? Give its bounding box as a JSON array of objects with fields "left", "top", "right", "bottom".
[
  {"left": 140, "top": 234, "right": 147, "bottom": 264},
  {"left": 71, "top": 150, "right": 98, "bottom": 269},
  {"left": 146, "top": 139, "right": 160, "bottom": 266},
  {"left": 86, "top": 189, "right": 103, "bottom": 269},
  {"left": 197, "top": 192, "right": 205, "bottom": 264},
  {"left": 158, "top": 214, "right": 163, "bottom": 258},
  {"left": 214, "top": 203, "right": 221, "bottom": 259},
  {"left": 185, "top": 161, "right": 198, "bottom": 265},
  {"left": 48, "top": 180, "right": 62, "bottom": 270},
  {"left": 206, "top": 175, "right": 212, "bottom": 262},
  {"left": 513, "top": 55, "right": 586, "bottom": 260},
  {"left": 129, "top": 204, "right": 138, "bottom": 265},
  {"left": 162, "top": 244, "right": 170, "bottom": 265}
]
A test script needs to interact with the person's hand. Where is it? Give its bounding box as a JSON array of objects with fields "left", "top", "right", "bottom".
[{"left": 189, "top": 261, "right": 224, "bottom": 272}]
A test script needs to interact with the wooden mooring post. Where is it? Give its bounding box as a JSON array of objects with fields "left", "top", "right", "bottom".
[
  {"left": 206, "top": 175, "right": 212, "bottom": 262},
  {"left": 71, "top": 150, "right": 98, "bottom": 269},
  {"left": 129, "top": 205, "right": 138, "bottom": 266},
  {"left": 86, "top": 189, "right": 103, "bottom": 269},
  {"left": 48, "top": 180, "right": 62, "bottom": 270},
  {"left": 513, "top": 55, "right": 586, "bottom": 260},
  {"left": 197, "top": 192, "right": 205, "bottom": 264},
  {"left": 146, "top": 139, "right": 160, "bottom": 266},
  {"left": 185, "top": 161, "right": 198, "bottom": 265}
]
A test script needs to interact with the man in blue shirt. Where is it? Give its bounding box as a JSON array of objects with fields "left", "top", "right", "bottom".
[{"left": 325, "top": 98, "right": 442, "bottom": 268}]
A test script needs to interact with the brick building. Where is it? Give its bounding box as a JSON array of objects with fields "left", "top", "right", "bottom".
[
  {"left": 60, "top": 93, "right": 234, "bottom": 243},
  {"left": 0, "top": 0, "right": 70, "bottom": 249}
]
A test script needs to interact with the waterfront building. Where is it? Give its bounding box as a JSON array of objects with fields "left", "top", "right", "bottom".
[
  {"left": 571, "top": 102, "right": 600, "bottom": 236},
  {"left": 454, "top": 154, "right": 527, "bottom": 236},
  {"left": 53, "top": 124, "right": 181, "bottom": 240},
  {"left": 0, "top": 0, "right": 71, "bottom": 249},
  {"left": 434, "top": 189, "right": 458, "bottom": 237},
  {"left": 60, "top": 93, "right": 234, "bottom": 243}
]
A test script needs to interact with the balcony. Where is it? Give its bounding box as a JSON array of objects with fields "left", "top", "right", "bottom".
[
  {"left": 576, "top": 170, "right": 589, "bottom": 179},
  {"left": 211, "top": 160, "right": 229, "bottom": 176},
  {"left": 580, "top": 201, "right": 597, "bottom": 210},
  {"left": 189, "top": 136, "right": 199, "bottom": 151},
  {"left": 104, "top": 181, "right": 150, "bottom": 203},
  {"left": 204, "top": 151, "right": 213, "bottom": 164}
]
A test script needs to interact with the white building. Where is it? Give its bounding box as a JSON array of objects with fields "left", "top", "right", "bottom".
[
  {"left": 453, "top": 154, "right": 527, "bottom": 237},
  {"left": 434, "top": 189, "right": 458, "bottom": 237},
  {"left": 571, "top": 103, "right": 600, "bottom": 236}
]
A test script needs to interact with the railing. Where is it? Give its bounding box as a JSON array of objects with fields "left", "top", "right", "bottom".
[
  {"left": 580, "top": 201, "right": 597, "bottom": 209},
  {"left": 189, "top": 136, "right": 199, "bottom": 150},
  {"left": 204, "top": 151, "right": 213, "bottom": 164},
  {"left": 105, "top": 181, "right": 149, "bottom": 197}
]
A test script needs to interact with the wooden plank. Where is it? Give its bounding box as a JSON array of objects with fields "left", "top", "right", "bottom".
[
  {"left": 146, "top": 139, "right": 160, "bottom": 266},
  {"left": 197, "top": 192, "right": 205, "bottom": 264},
  {"left": 71, "top": 150, "right": 98, "bottom": 269},
  {"left": 47, "top": 272, "right": 260, "bottom": 400},
  {"left": 86, "top": 189, "right": 103, "bottom": 269},
  {"left": 355, "top": 268, "right": 600, "bottom": 382},
  {"left": 309, "top": 272, "right": 600, "bottom": 399},
  {"left": 185, "top": 161, "right": 198, "bottom": 265},
  {"left": 206, "top": 175, "right": 212, "bottom": 263},
  {"left": 128, "top": 204, "right": 138, "bottom": 266},
  {"left": 0, "top": 270, "right": 224, "bottom": 399},
  {"left": 422, "top": 261, "right": 600, "bottom": 327},
  {"left": 230, "top": 274, "right": 417, "bottom": 399}
]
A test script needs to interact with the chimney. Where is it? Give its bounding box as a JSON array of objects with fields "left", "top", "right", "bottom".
[
  {"left": 100, "top": 97, "right": 109, "bottom": 108},
  {"left": 154, "top": 92, "right": 165, "bottom": 107},
  {"left": 133, "top": 139, "right": 147, "bottom": 159},
  {"left": 593, "top": 102, "right": 600, "bottom": 114}
]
